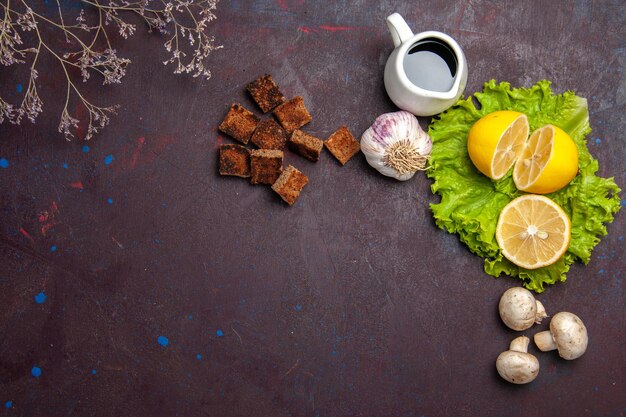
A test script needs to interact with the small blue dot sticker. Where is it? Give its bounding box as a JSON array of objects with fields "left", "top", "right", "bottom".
[
  {"left": 91, "top": 369, "right": 97, "bottom": 375},
  {"left": 157, "top": 335, "right": 169, "bottom": 346},
  {"left": 196, "top": 354, "right": 202, "bottom": 360},
  {"left": 82, "top": 145, "right": 90, "bottom": 153},
  {"left": 107, "top": 198, "right": 113, "bottom": 204},
  {"left": 50, "top": 245, "right": 57, "bottom": 252},
  {"left": 16, "top": 84, "right": 23, "bottom": 93},
  {"left": 5, "top": 401, "right": 12, "bottom": 408},
  {"left": 295, "top": 305, "right": 302, "bottom": 311},
  {"left": 31, "top": 366, "right": 42, "bottom": 378},
  {"left": 34, "top": 291, "right": 47, "bottom": 304},
  {"left": 0, "top": 158, "right": 9, "bottom": 168},
  {"left": 63, "top": 163, "right": 69, "bottom": 169},
  {"left": 595, "top": 138, "right": 601, "bottom": 144},
  {"left": 104, "top": 154, "right": 114, "bottom": 165},
  {"left": 188, "top": 315, "right": 193, "bottom": 320},
  {"left": 216, "top": 329, "right": 224, "bottom": 337}
]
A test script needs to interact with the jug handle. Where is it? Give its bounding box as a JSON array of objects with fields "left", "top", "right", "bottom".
[{"left": 386, "top": 13, "right": 414, "bottom": 48}]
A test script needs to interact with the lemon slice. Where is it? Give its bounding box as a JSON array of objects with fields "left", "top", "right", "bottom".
[
  {"left": 496, "top": 195, "right": 571, "bottom": 270},
  {"left": 467, "top": 111, "right": 529, "bottom": 180},
  {"left": 513, "top": 124, "right": 579, "bottom": 194}
]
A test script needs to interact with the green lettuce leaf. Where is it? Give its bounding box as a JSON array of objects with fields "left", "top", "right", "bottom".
[{"left": 427, "top": 80, "right": 621, "bottom": 292}]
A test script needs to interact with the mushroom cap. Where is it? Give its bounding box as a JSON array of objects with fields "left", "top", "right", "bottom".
[
  {"left": 550, "top": 312, "right": 588, "bottom": 360},
  {"left": 496, "top": 350, "right": 540, "bottom": 384},
  {"left": 499, "top": 287, "right": 538, "bottom": 331}
]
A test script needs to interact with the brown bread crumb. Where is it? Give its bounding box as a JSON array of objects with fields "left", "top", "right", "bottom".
[
  {"left": 325, "top": 126, "right": 360, "bottom": 165},
  {"left": 250, "top": 119, "right": 287, "bottom": 150},
  {"left": 273, "top": 96, "right": 312, "bottom": 134},
  {"left": 250, "top": 149, "right": 283, "bottom": 185},
  {"left": 219, "top": 144, "right": 251, "bottom": 178},
  {"left": 288, "top": 129, "right": 324, "bottom": 162},
  {"left": 247, "top": 74, "right": 286, "bottom": 113},
  {"left": 218, "top": 104, "right": 260, "bottom": 144},
  {"left": 271, "top": 165, "right": 309, "bottom": 205}
]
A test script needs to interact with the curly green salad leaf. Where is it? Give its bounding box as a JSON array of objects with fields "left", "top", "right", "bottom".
[{"left": 427, "top": 80, "right": 621, "bottom": 292}]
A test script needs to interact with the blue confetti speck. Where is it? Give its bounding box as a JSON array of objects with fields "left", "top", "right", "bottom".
[
  {"left": 104, "top": 154, "right": 114, "bottom": 165},
  {"left": 4, "top": 401, "right": 12, "bottom": 409},
  {"left": 0, "top": 158, "right": 9, "bottom": 168},
  {"left": 196, "top": 354, "right": 202, "bottom": 360},
  {"left": 63, "top": 163, "right": 68, "bottom": 169},
  {"left": 16, "top": 83, "right": 23, "bottom": 93},
  {"left": 188, "top": 315, "right": 193, "bottom": 320},
  {"left": 82, "top": 145, "right": 90, "bottom": 153},
  {"left": 599, "top": 268, "right": 605, "bottom": 274},
  {"left": 31, "top": 366, "right": 42, "bottom": 378},
  {"left": 621, "top": 199, "right": 626, "bottom": 207},
  {"left": 50, "top": 245, "right": 57, "bottom": 252},
  {"left": 107, "top": 198, "right": 113, "bottom": 204},
  {"left": 595, "top": 138, "right": 601, "bottom": 144},
  {"left": 34, "top": 291, "right": 47, "bottom": 304},
  {"left": 157, "top": 335, "right": 169, "bottom": 346},
  {"left": 331, "top": 350, "right": 337, "bottom": 356},
  {"left": 295, "top": 305, "right": 302, "bottom": 311},
  {"left": 91, "top": 369, "right": 97, "bottom": 375},
  {"left": 619, "top": 236, "right": 624, "bottom": 241},
  {"left": 216, "top": 329, "right": 224, "bottom": 337}
]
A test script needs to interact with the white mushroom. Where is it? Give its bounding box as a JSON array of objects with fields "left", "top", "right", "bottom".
[
  {"left": 534, "top": 312, "right": 588, "bottom": 360},
  {"left": 496, "top": 336, "right": 540, "bottom": 384},
  {"left": 499, "top": 287, "right": 548, "bottom": 331}
]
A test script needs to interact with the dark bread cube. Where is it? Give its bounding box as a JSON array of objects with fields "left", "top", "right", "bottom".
[
  {"left": 218, "top": 104, "right": 260, "bottom": 144},
  {"left": 247, "top": 74, "right": 286, "bottom": 113},
  {"left": 219, "top": 144, "right": 250, "bottom": 178},
  {"left": 250, "top": 119, "right": 287, "bottom": 150},
  {"left": 273, "top": 96, "right": 312, "bottom": 133},
  {"left": 250, "top": 149, "right": 283, "bottom": 185},
  {"left": 272, "top": 165, "right": 309, "bottom": 205},
  {"left": 325, "top": 126, "right": 360, "bottom": 165},
  {"left": 288, "top": 129, "right": 323, "bottom": 162}
]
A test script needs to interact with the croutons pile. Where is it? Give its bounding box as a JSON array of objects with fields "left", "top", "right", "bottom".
[{"left": 218, "top": 74, "right": 360, "bottom": 206}]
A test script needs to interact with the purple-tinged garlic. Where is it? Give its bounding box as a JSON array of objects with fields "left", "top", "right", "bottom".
[{"left": 360, "top": 111, "right": 432, "bottom": 181}]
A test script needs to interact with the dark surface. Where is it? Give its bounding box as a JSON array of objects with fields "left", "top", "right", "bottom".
[{"left": 1, "top": 1, "right": 624, "bottom": 416}]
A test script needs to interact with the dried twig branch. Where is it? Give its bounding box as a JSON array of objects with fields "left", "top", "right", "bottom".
[{"left": 0, "top": 0, "right": 221, "bottom": 141}]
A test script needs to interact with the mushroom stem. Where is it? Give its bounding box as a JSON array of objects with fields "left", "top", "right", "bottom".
[
  {"left": 534, "top": 330, "right": 558, "bottom": 351},
  {"left": 509, "top": 335, "right": 530, "bottom": 352},
  {"left": 535, "top": 300, "right": 548, "bottom": 324}
]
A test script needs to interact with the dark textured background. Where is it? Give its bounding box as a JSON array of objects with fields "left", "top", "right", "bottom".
[{"left": 1, "top": 1, "right": 624, "bottom": 416}]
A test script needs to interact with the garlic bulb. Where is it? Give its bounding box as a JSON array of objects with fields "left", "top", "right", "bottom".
[{"left": 360, "top": 111, "right": 432, "bottom": 181}]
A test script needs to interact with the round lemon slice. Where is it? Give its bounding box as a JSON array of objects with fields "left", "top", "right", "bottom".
[
  {"left": 513, "top": 124, "right": 579, "bottom": 194},
  {"left": 467, "top": 111, "right": 529, "bottom": 180},
  {"left": 496, "top": 195, "right": 571, "bottom": 270}
]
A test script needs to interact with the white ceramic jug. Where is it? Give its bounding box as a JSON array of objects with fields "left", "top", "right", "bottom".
[{"left": 384, "top": 13, "right": 468, "bottom": 116}]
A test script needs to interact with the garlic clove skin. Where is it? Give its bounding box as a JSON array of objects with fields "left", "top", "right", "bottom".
[{"left": 361, "top": 111, "right": 432, "bottom": 181}]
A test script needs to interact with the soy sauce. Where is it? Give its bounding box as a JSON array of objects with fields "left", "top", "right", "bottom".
[{"left": 403, "top": 38, "right": 458, "bottom": 93}]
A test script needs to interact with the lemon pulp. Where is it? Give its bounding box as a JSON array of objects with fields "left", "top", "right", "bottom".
[
  {"left": 467, "top": 111, "right": 529, "bottom": 180},
  {"left": 496, "top": 195, "right": 571, "bottom": 269},
  {"left": 513, "top": 124, "right": 579, "bottom": 194}
]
